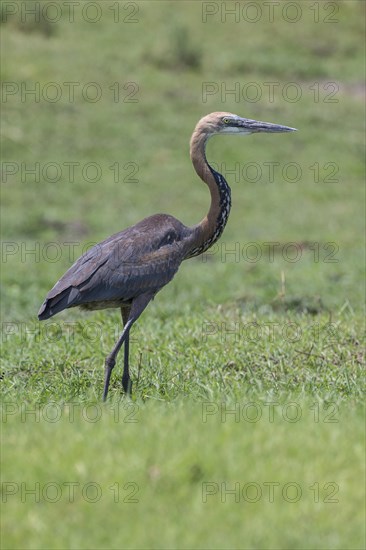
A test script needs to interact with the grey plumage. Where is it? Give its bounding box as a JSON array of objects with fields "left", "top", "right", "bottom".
[{"left": 39, "top": 214, "right": 191, "bottom": 319}]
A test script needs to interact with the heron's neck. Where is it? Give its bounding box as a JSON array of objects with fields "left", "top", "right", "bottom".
[{"left": 186, "top": 131, "right": 231, "bottom": 258}]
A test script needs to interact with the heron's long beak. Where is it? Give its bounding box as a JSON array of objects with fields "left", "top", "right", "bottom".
[{"left": 238, "top": 118, "right": 297, "bottom": 133}]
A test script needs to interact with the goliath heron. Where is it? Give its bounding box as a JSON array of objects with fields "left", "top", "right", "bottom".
[{"left": 38, "top": 112, "right": 296, "bottom": 400}]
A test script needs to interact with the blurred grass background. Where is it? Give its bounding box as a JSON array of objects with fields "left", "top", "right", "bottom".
[{"left": 1, "top": 1, "right": 365, "bottom": 548}]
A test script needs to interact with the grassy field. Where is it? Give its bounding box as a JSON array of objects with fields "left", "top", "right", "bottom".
[{"left": 1, "top": 1, "right": 365, "bottom": 548}]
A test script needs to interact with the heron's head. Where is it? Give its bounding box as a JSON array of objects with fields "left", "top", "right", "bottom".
[{"left": 196, "top": 112, "right": 297, "bottom": 137}]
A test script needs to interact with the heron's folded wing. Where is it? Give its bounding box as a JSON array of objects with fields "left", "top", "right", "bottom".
[{"left": 38, "top": 216, "right": 187, "bottom": 319}]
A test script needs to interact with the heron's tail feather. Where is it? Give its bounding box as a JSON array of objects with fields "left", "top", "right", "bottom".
[{"left": 38, "top": 287, "right": 80, "bottom": 320}]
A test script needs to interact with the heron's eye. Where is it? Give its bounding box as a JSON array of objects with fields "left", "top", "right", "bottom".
[{"left": 223, "top": 117, "right": 230, "bottom": 124}]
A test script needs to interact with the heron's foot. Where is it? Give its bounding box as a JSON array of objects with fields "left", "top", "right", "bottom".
[{"left": 122, "top": 374, "right": 132, "bottom": 397}]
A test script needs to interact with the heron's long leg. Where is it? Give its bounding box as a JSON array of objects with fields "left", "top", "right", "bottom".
[
  {"left": 121, "top": 306, "right": 132, "bottom": 396},
  {"left": 103, "top": 320, "right": 132, "bottom": 402},
  {"left": 122, "top": 332, "right": 131, "bottom": 395},
  {"left": 103, "top": 292, "right": 154, "bottom": 401}
]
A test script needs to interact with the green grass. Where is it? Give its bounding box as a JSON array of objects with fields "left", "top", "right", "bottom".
[
  {"left": 1, "top": 401, "right": 365, "bottom": 549},
  {"left": 1, "top": 1, "right": 365, "bottom": 548}
]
